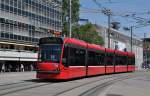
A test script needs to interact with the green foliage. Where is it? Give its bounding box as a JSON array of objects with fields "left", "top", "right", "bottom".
[
  {"left": 62, "top": 1, "right": 104, "bottom": 45},
  {"left": 72, "top": 23, "right": 105, "bottom": 46},
  {"left": 62, "top": 0, "right": 80, "bottom": 36}
]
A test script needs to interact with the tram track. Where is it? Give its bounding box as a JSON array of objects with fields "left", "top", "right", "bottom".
[
  {"left": 0, "top": 81, "right": 26, "bottom": 87},
  {"left": 79, "top": 76, "right": 130, "bottom": 96},
  {"left": 0, "top": 80, "right": 52, "bottom": 96},
  {"left": 53, "top": 76, "right": 112, "bottom": 96},
  {"left": 0, "top": 81, "right": 37, "bottom": 91},
  {"left": 0, "top": 76, "right": 114, "bottom": 96},
  {"left": 54, "top": 73, "right": 136, "bottom": 96},
  {"left": 0, "top": 73, "right": 137, "bottom": 96},
  {"left": 0, "top": 78, "right": 45, "bottom": 88}
]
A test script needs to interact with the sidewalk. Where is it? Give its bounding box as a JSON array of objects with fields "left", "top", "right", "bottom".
[{"left": 0, "top": 71, "right": 36, "bottom": 85}]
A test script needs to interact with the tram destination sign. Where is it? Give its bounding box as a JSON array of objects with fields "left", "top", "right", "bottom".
[{"left": 39, "top": 37, "right": 63, "bottom": 44}]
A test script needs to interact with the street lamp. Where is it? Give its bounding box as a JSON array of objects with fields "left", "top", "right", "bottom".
[
  {"left": 69, "top": 0, "right": 72, "bottom": 38},
  {"left": 102, "top": 8, "right": 112, "bottom": 48},
  {"left": 124, "top": 24, "right": 150, "bottom": 52},
  {"left": 130, "top": 26, "right": 133, "bottom": 52}
]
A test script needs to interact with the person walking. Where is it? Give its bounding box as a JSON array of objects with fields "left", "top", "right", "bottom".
[
  {"left": 1, "top": 64, "right": 5, "bottom": 72},
  {"left": 21, "top": 64, "right": 24, "bottom": 72}
]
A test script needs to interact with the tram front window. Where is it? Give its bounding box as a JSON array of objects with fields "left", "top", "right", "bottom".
[{"left": 39, "top": 44, "right": 62, "bottom": 63}]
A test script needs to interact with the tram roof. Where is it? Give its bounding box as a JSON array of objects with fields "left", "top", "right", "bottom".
[
  {"left": 87, "top": 43, "right": 105, "bottom": 52},
  {"left": 64, "top": 38, "right": 87, "bottom": 47},
  {"left": 105, "top": 48, "right": 115, "bottom": 54},
  {"left": 127, "top": 52, "right": 135, "bottom": 57},
  {"left": 115, "top": 50, "right": 128, "bottom": 56}
]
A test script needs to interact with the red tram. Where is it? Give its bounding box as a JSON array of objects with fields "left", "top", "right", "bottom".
[{"left": 36, "top": 37, "right": 135, "bottom": 80}]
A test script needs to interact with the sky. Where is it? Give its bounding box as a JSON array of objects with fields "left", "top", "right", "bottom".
[{"left": 80, "top": 0, "right": 150, "bottom": 38}]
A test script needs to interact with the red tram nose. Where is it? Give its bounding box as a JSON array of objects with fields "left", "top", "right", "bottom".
[{"left": 37, "top": 62, "right": 59, "bottom": 71}]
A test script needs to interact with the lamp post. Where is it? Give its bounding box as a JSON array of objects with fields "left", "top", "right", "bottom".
[
  {"left": 124, "top": 24, "right": 150, "bottom": 52},
  {"left": 130, "top": 26, "right": 133, "bottom": 52},
  {"left": 102, "top": 8, "right": 112, "bottom": 48},
  {"left": 69, "top": 0, "right": 72, "bottom": 38},
  {"left": 108, "top": 12, "right": 111, "bottom": 48}
]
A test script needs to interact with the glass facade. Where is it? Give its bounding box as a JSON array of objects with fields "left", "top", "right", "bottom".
[{"left": 0, "top": 0, "right": 62, "bottom": 43}]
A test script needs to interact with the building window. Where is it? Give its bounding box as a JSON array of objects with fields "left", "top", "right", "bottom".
[{"left": 0, "top": 0, "right": 62, "bottom": 42}]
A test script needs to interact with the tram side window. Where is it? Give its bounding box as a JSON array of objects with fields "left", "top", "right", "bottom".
[
  {"left": 98, "top": 53, "right": 105, "bottom": 66},
  {"left": 88, "top": 52, "right": 105, "bottom": 66},
  {"left": 88, "top": 51, "right": 99, "bottom": 66},
  {"left": 128, "top": 57, "right": 135, "bottom": 65},
  {"left": 115, "top": 56, "right": 127, "bottom": 66},
  {"left": 106, "top": 53, "right": 114, "bottom": 65},
  {"left": 122, "top": 56, "right": 127, "bottom": 65},
  {"left": 69, "top": 47, "right": 86, "bottom": 66}
]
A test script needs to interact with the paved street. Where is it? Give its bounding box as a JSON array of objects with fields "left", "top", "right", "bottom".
[
  {"left": 100, "top": 71, "right": 150, "bottom": 96},
  {"left": 0, "top": 72, "right": 36, "bottom": 85},
  {"left": 0, "top": 71, "right": 150, "bottom": 96}
]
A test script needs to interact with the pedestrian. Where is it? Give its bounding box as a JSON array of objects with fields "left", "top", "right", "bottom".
[
  {"left": 21, "top": 64, "right": 24, "bottom": 72},
  {"left": 30, "top": 64, "right": 33, "bottom": 71},
  {"left": 1, "top": 64, "right": 5, "bottom": 72}
]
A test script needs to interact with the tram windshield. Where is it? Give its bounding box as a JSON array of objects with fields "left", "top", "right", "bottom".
[{"left": 39, "top": 44, "right": 62, "bottom": 63}]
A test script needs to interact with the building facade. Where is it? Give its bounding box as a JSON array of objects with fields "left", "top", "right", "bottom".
[
  {"left": 143, "top": 38, "right": 150, "bottom": 69},
  {"left": 95, "top": 25, "right": 143, "bottom": 70},
  {"left": 0, "top": 0, "right": 62, "bottom": 72}
]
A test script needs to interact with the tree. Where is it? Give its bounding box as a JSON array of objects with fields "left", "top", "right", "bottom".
[
  {"left": 72, "top": 23, "right": 104, "bottom": 45},
  {"left": 62, "top": 0, "right": 80, "bottom": 36},
  {"left": 62, "top": 1, "right": 104, "bottom": 45}
]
